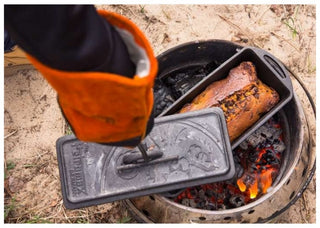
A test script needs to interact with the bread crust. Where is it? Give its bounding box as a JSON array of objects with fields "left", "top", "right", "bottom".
[{"left": 180, "top": 61, "right": 279, "bottom": 141}]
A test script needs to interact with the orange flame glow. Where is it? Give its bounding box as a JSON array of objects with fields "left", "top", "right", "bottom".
[
  {"left": 236, "top": 168, "right": 275, "bottom": 199},
  {"left": 237, "top": 178, "right": 246, "bottom": 192},
  {"left": 260, "top": 169, "right": 274, "bottom": 193},
  {"left": 249, "top": 178, "right": 258, "bottom": 199}
]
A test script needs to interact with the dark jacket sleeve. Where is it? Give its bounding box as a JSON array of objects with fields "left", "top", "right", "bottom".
[{"left": 4, "top": 5, "right": 135, "bottom": 78}]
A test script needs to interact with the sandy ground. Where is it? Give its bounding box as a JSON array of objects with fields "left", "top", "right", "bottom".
[{"left": 4, "top": 5, "right": 316, "bottom": 223}]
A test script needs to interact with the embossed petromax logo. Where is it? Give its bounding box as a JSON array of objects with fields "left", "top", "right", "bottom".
[{"left": 68, "top": 143, "right": 88, "bottom": 196}]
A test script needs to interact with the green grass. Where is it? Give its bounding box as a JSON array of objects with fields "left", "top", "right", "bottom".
[
  {"left": 6, "top": 161, "right": 16, "bottom": 170},
  {"left": 65, "top": 124, "right": 73, "bottom": 135},
  {"left": 76, "top": 218, "right": 89, "bottom": 223},
  {"left": 283, "top": 17, "right": 299, "bottom": 39},
  {"left": 4, "top": 197, "right": 16, "bottom": 221},
  {"left": 4, "top": 161, "right": 16, "bottom": 179},
  {"left": 117, "top": 216, "right": 132, "bottom": 223},
  {"left": 282, "top": 6, "right": 301, "bottom": 40},
  {"left": 139, "top": 5, "right": 146, "bottom": 14}
]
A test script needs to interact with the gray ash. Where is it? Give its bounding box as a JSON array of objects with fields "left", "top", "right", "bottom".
[{"left": 172, "top": 115, "right": 286, "bottom": 210}]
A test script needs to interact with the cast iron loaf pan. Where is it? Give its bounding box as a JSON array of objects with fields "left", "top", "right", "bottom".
[{"left": 159, "top": 47, "right": 293, "bottom": 149}]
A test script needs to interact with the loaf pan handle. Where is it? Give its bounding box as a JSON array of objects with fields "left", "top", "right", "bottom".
[{"left": 251, "top": 47, "right": 293, "bottom": 90}]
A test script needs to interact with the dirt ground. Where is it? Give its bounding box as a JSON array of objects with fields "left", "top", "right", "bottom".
[{"left": 4, "top": 5, "right": 316, "bottom": 223}]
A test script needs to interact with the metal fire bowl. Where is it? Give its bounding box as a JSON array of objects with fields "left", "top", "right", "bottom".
[
  {"left": 124, "top": 93, "right": 313, "bottom": 223},
  {"left": 123, "top": 40, "right": 316, "bottom": 223}
]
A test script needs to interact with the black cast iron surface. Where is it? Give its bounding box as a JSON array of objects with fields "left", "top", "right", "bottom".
[
  {"left": 56, "top": 108, "right": 235, "bottom": 209},
  {"left": 160, "top": 47, "right": 293, "bottom": 150}
]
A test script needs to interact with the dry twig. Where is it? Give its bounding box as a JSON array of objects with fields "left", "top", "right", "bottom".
[
  {"left": 270, "top": 32, "right": 300, "bottom": 52},
  {"left": 218, "top": 14, "right": 263, "bottom": 48},
  {"left": 4, "top": 130, "right": 18, "bottom": 139}
]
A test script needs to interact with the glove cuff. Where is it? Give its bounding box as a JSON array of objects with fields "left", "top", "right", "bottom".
[
  {"left": 99, "top": 10, "right": 157, "bottom": 79},
  {"left": 26, "top": 10, "right": 158, "bottom": 143}
]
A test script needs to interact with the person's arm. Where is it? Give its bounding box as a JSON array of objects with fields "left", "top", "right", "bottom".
[
  {"left": 4, "top": 5, "right": 158, "bottom": 147},
  {"left": 4, "top": 5, "right": 135, "bottom": 77}
]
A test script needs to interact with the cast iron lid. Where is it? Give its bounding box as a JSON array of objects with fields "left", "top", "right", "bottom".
[{"left": 56, "top": 108, "right": 235, "bottom": 209}]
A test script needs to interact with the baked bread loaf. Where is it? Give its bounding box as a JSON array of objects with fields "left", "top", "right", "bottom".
[{"left": 180, "top": 61, "right": 279, "bottom": 142}]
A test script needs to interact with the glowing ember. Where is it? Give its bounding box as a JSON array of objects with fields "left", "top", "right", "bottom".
[
  {"left": 260, "top": 169, "right": 274, "bottom": 193},
  {"left": 236, "top": 147, "right": 279, "bottom": 199},
  {"left": 235, "top": 118, "right": 283, "bottom": 199},
  {"left": 173, "top": 115, "right": 285, "bottom": 210},
  {"left": 237, "top": 179, "right": 246, "bottom": 192},
  {"left": 249, "top": 176, "right": 258, "bottom": 199}
]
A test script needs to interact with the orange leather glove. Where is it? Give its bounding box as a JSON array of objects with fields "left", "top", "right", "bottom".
[{"left": 26, "top": 10, "right": 158, "bottom": 146}]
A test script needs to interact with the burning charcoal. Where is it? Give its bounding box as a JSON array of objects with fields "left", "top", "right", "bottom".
[
  {"left": 173, "top": 115, "right": 285, "bottom": 211},
  {"left": 225, "top": 179, "right": 236, "bottom": 186},
  {"left": 153, "top": 78, "right": 163, "bottom": 90},
  {"left": 235, "top": 163, "right": 244, "bottom": 178},
  {"left": 190, "top": 189, "right": 197, "bottom": 197},
  {"left": 248, "top": 151, "right": 258, "bottom": 162},
  {"left": 229, "top": 195, "right": 245, "bottom": 208},
  {"left": 246, "top": 134, "right": 265, "bottom": 148},
  {"left": 166, "top": 76, "right": 176, "bottom": 85},
  {"left": 163, "top": 67, "right": 210, "bottom": 100},
  {"left": 217, "top": 204, "right": 227, "bottom": 210},
  {"left": 260, "top": 125, "right": 276, "bottom": 139},
  {"left": 160, "top": 101, "right": 166, "bottom": 108},
  {"left": 243, "top": 174, "right": 256, "bottom": 186},
  {"left": 269, "top": 159, "right": 280, "bottom": 166},
  {"left": 165, "top": 95, "right": 175, "bottom": 103},
  {"left": 181, "top": 198, "right": 190, "bottom": 207},
  {"left": 266, "top": 149, "right": 279, "bottom": 162},
  {"left": 250, "top": 164, "right": 258, "bottom": 172},
  {"left": 206, "top": 203, "right": 216, "bottom": 210},
  {"left": 202, "top": 60, "right": 220, "bottom": 74},
  {"left": 258, "top": 142, "right": 269, "bottom": 150},
  {"left": 153, "top": 82, "right": 175, "bottom": 116},
  {"left": 239, "top": 141, "right": 249, "bottom": 150},
  {"left": 233, "top": 151, "right": 240, "bottom": 162},
  {"left": 198, "top": 201, "right": 206, "bottom": 208},
  {"left": 271, "top": 128, "right": 282, "bottom": 140},
  {"left": 198, "top": 189, "right": 206, "bottom": 199},
  {"left": 273, "top": 141, "right": 286, "bottom": 153},
  {"left": 273, "top": 138, "right": 280, "bottom": 144},
  {"left": 205, "top": 189, "right": 215, "bottom": 197},
  {"left": 189, "top": 199, "right": 197, "bottom": 208},
  {"left": 266, "top": 149, "right": 274, "bottom": 155}
]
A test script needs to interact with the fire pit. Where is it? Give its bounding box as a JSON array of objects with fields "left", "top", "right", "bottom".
[
  {"left": 172, "top": 114, "right": 286, "bottom": 210},
  {"left": 123, "top": 40, "right": 316, "bottom": 223}
]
